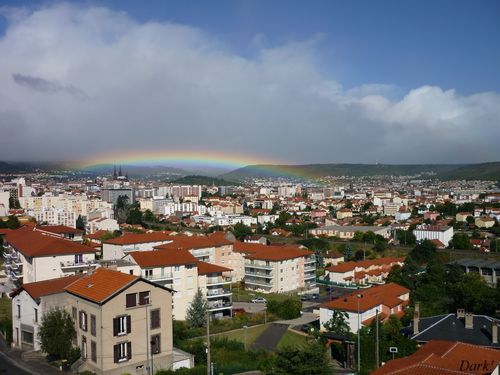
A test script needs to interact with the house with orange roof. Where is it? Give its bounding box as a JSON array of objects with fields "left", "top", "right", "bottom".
[
  {"left": 64, "top": 268, "right": 192, "bottom": 374},
  {"left": 319, "top": 283, "right": 410, "bottom": 333},
  {"left": 34, "top": 225, "right": 84, "bottom": 242},
  {"left": 371, "top": 340, "right": 500, "bottom": 375},
  {"left": 325, "top": 257, "right": 404, "bottom": 286},
  {"left": 233, "top": 242, "right": 316, "bottom": 293},
  {"left": 3, "top": 228, "right": 97, "bottom": 285}
]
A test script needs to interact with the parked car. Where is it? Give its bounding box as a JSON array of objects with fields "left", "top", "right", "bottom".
[
  {"left": 251, "top": 296, "right": 267, "bottom": 303},
  {"left": 300, "top": 295, "right": 309, "bottom": 301}
]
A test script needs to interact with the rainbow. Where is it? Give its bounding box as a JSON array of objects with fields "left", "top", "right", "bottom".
[{"left": 77, "top": 150, "right": 304, "bottom": 177}]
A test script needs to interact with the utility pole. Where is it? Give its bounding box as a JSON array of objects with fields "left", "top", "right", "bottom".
[
  {"left": 357, "top": 294, "right": 363, "bottom": 374},
  {"left": 375, "top": 309, "right": 379, "bottom": 368},
  {"left": 146, "top": 298, "right": 151, "bottom": 375},
  {"left": 206, "top": 310, "right": 211, "bottom": 375}
]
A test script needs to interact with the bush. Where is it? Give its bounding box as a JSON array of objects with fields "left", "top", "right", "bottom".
[
  {"left": 67, "top": 347, "right": 81, "bottom": 365},
  {"left": 0, "top": 318, "right": 13, "bottom": 344},
  {"left": 267, "top": 299, "right": 301, "bottom": 320}
]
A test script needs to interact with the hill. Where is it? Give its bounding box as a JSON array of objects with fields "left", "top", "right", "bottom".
[
  {"left": 221, "top": 162, "right": 500, "bottom": 181},
  {"left": 173, "top": 175, "right": 240, "bottom": 186}
]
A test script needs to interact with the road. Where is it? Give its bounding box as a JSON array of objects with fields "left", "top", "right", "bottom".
[{"left": 0, "top": 352, "right": 33, "bottom": 375}]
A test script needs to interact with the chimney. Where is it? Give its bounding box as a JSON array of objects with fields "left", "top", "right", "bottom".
[
  {"left": 413, "top": 304, "right": 420, "bottom": 334},
  {"left": 457, "top": 308, "right": 465, "bottom": 319},
  {"left": 493, "top": 320, "right": 498, "bottom": 345},
  {"left": 465, "top": 313, "right": 474, "bottom": 329}
]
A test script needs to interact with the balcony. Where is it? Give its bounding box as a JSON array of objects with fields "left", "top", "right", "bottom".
[
  {"left": 191, "top": 249, "right": 212, "bottom": 259},
  {"left": 304, "top": 273, "right": 316, "bottom": 280},
  {"left": 304, "top": 266, "right": 316, "bottom": 272},
  {"left": 208, "top": 301, "right": 232, "bottom": 311},
  {"left": 206, "top": 288, "right": 231, "bottom": 298},
  {"left": 206, "top": 276, "right": 232, "bottom": 286},
  {"left": 244, "top": 279, "right": 273, "bottom": 288},
  {"left": 145, "top": 273, "right": 173, "bottom": 282},
  {"left": 2, "top": 252, "right": 11, "bottom": 260},
  {"left": 305, "top": 258, "right": 316, "bottom": 265},
  {"left": 245, "top": 263, "right": 272, "bottom": 270},
  {"left": 60, "top": 260, "right": 97, "bottom": 270},
  {"left": 245, "top": 270, "right": 273, "bottom": 279}
]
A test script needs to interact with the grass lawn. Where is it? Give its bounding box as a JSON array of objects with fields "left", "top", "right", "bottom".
[
  {"left": 215, "top": 324, "right": 267, "bottom": 348},
  {"left": 277, "top": 330, "right": 309, "bottom": 350},
  {"left": 0, "top": 297, "right": 12, "bottom": 321}
]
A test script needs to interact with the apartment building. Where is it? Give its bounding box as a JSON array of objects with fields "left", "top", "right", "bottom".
[
  {"left": 197, "top": 262, "right": 233, "bottom": 319},
  {"left": 310, "top": 225, "right": 391, "bottom": 240},
  {"left": 413, "top": 225, "right": 453, "bottom": 246},
  {"left": 325, "top": 257, "right": 404, "bottom": 286},
  {"left": 101, "top": 232, "right": 175, "bottom": 260},
  {"left": 3, "top": 228, "right": 96, "bottom": 285},
  {"left": 65, "top": 268, "right": 181, "bottom": 375},
  {"left": 34, "top": 225, "right": 84, "bottom": 242},
  {"left": 86, "top": 217, "right": 120, "bottom": 234},
  {"left": 233, "top": 243, "right": 316, "bottom": 294},
  {"left": 449, "top": 258, "right": 500, "bottom": 286},
  {"left": 320, "top": 283, "right": 410, "bottom": 333}
]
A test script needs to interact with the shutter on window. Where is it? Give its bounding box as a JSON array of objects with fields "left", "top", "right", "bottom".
[
  {"left": 126, "top": 315, "right": 131, "bottom": 334},
  {"left": 113, "top": 344, "right": 119, "bottom": 363},
  {"left": 127, "top": 342, "right": 132, "bottom": 360},
  {"left": 79, "top": 312, "right": 82, "bottom": 329},
  {"left": 113, "top": 317, "right": 118, "bottom": 336}
]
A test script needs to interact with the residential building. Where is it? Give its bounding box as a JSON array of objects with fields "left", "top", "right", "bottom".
[
  {"left": 325, "top": 257, "right": 404, "bottom": 286},
  {"left": 10, "top": 275, "right": 84, "bottom": 350},
  {"left": 86, "top": 217, "right": 120, "bottom": 234},
  {"left": 456, "top": 212, "right": 472, "bottom": 223},
  {"left": 234, "top": 243, "right": 316, "bottom": 293},
  {"left": 408, "top": 308, "right": 500, "bottom": 349},
  {"left": 309, "top": 225, "right": 391, "bottom": 240},
  {"left": 197, "top": 261, "right": 233, "bottom": 319},
  {"left": 448, "top": 258, "right": 500, "bottom": 286},
  {"left": 413, "top": 225, "right": 453, "bottom": 246},
  {"left": 34, "top": 225, "right": 84, "bottom": 242},
  {"left": 322, "top": 251, "right": 344, "bottom": 267},
  {"left": 372, "top": 340, "right": 500, "bottom": 375},
  {"left": 3, "top": 228, "right": 96, "bottom": 285},
  {"left": 319, "top": 283, "right": 410, "bottom": 333},
  {"left": 101, "top": 232, "right": 175, "bottom": 260},
  {"left": 336, "top": 209, "right": 353, "bottom": 220},
  {"left": 475, "top": 216, "right": 496, "bottom": 228}
]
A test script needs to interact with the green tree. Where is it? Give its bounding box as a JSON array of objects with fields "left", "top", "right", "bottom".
[
  {"left": 38, "top": 308, "right": 76, "bottom": 360},
  {"left": 450, "top": 233, "right": 471, "bottom": 249},
  {"left": 76, "top": 215, "right": 85, "bottom": 231},
  {"left": 267, "top": 343, "right": 333, "bottom": 375},
  {"left": 126, "top": 206, "right": 143, "bottom": 225},
  {"left": 6, "top": 215, "right": 20, "bottom": 229},
  {"left": 232, "top": 222, "right": 253, "bottom": 240},
  {"left": 323, "top": 310, "right": 350, "bottom": 335},
  {"left": 343, "top": 242, "right": 353, "bottom": 261},
  {"left": 143, "top": 209, "right": 156, "bottom": 223},
  {"left": 116, "top": 195, "right": 129, "bottom": 210},
  {"left": 186, "top": 289, "right": 208, "bottom": 328}
]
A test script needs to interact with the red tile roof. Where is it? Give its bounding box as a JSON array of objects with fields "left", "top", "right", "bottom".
[
  {"left": 10, "top": 274, "right": 84, "bottom": 300},
  {"left": 233, "top": 242, "right": 313, "bottom": 261},
  {"left": 103, "top": 231, "right": 174, "bottom": 245},
  {"left": 129, "top": 249, "right": 197, "bottom": 268},
  {"left": 371, "top": 340, "right": 500, "bottom": 375},
  {"left": 320, "top": 283, "right": 409, "bottom": 313},
  {"left": 65, "top": 268, "right": 138, "bottom": 304},
  {"left": 325, "top": 257, "right": 404, "bottom": 274},
  {"left": 5, "top": 229, "right": 95, "bottom": 257},
  {"left": 35, "top": 225, "right": 83, "bottom": 235},
  {"left": 197, "top": 261, "right": 232, "bottom": 275}
]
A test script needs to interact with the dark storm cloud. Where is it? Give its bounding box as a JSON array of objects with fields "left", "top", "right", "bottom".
[{"left": 13, "top": 73, "right": 87, "bottom": 99}]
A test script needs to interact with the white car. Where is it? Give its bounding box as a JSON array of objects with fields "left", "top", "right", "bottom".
[{"left": 251, "top": 297, "right": 267, "bottom": 303}]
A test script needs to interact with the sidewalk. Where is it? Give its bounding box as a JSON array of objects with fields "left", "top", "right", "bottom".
[{"left": 0, "top": 335, "right": 63, "bottom": 375}]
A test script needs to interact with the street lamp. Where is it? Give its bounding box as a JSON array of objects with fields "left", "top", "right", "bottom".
[{"left": 356, "top": 294, "right": 363, "bottom": 374}]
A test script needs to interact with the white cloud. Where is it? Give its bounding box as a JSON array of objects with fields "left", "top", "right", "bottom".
[{"left": 0, "top": 3, "right": 499, "bottom": 164}]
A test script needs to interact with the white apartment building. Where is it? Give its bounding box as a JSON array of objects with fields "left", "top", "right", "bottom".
[
  {"left": 86, "top": 217, "right": 120, "bottom": 234},
  {"left": 101, "top": 232, "right": 175, "bottom": 260},
  {"left": 3, "top": 228, "right": 97, "bottom": 285},
  {"left": 413, "top": 225, "right": 454, "bottom": 247},
  {"left": 213, "top": 215, "right": 257, "bottom": 227}
]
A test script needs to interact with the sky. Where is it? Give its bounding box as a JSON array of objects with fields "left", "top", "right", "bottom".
[{"left": 0, "top": 0, "right": 499, "bottom": 167}]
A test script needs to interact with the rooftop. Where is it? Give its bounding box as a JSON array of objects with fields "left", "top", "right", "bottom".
[
  {"left": 129, "top": 249, "right": 198, "bottom": 268},
  {"left": 10, "top": 274, "right": 84, "bottom": 300}
]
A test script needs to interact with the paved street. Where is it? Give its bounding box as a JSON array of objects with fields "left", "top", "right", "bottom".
[{"left": 252, "top": 323, "right": 289, "bottom": 351}]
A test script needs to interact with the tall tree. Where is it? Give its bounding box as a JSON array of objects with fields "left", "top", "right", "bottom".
[
  {"left": 186, "top": 289, "right": 208, "bottom": 328},
  {"left": 6, "top": 215, "right": 20, "bottom": 229},
  {"left": 75, "top": 215, "right": 85, "bottom": 231},
  {"left": 38, "top": 308, "right": 76, "bottom": 360},
  {"left": 323, "top": 310, "right": 351, "bottom": 335},
  {"left": 267, "top": 343, "right": 333, "bottom": 375}
]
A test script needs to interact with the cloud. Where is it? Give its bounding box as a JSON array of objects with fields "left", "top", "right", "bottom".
[{"left": 0, "top": 3, "right": 499, "bottom": 164}]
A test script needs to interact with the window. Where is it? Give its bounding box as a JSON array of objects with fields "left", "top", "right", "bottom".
[
  {"left": 90, "top": 314, "right": 96, "bottom": 336},
  {"left": 34, "top": 308, "right": 38, "bottom": 323},
  {"left": 145, "top": 269, "right": 153, "bottom": 278},
  {"left": 139, "top": 291, "right": 150, "bottom": 305},
  {"left": 81, "top": 336, "right": 87, "bottom": 360},
  {"left": 129, "top": 270, "right": 134, "bottom": 275},
  {"left": 174, "top": 266, "right": 180, "bottom": 272},
  {"left": 150, "top": 309, "right": 160, "bottom": 329},
  {"left": 72, "top": 307, "right": 77, "bottom": 321},
  {"left": 16, "top": 305, "right": 20, "bottom": 319},
  {"left": 75, "top": 254, "right": 83, "bottom": 264},
  {"left": 21, "top": 330, "right": 34, "bottom": 344},
  {"left": 91, "top": 341, "right": 97, "bottom": 363},
  {"left": 151, "top": 334, "right": 161, "bottom": 354},
  {"left": 126, "top": 293, "right": 137, "bottom": 308},
  {"left": 186, "top": 265, "right": 193, "bottom": 270},
  {"left": 113, "top": 315, "right": 131, "bottom": 336},
  {"left": 79, "top": 311, "right": 88, "bottom": 331},
  {"left": 113, "top": 342, "right": 131, "bottom": 363}
]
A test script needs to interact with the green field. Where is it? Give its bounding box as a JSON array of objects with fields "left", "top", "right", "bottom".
[
  {"left": 277, "top": 330, "right": 309, "bottom": 349},
  {"left": 232, "top": 286, "right": 300, "bottom": 303}
]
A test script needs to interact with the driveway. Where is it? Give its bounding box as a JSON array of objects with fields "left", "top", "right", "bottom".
[
  {"left": 252, "top": 323, "right": 289, "bottom": 351},
  {"left": 276, "top": 312, "right": 318, "bottom": 326}
]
